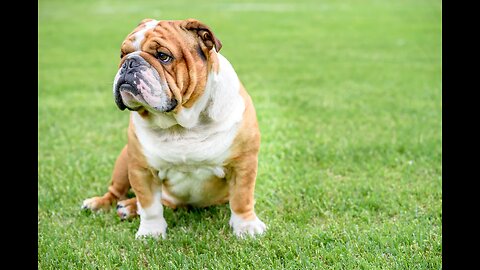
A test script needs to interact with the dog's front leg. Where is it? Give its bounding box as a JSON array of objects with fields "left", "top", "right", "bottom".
[
  {"left": 228, "top": 156, "right": 267, "bottom": 238},
  {"left": 128, "top": 165, "right": 167, "bottom": 239}
]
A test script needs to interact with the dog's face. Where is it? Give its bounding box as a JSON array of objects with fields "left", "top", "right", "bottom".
[{"left": 113, "top": 19, "right": 222, "bottom": 113}]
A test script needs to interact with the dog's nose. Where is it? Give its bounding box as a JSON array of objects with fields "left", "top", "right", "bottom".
[
  {"left": 121, "top": 58, "right": 141, "bottom": 73},
  {"left": 127, "top": 58, "right": 140, "bottom": 68}
]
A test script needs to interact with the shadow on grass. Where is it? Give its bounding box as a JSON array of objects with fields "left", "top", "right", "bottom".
[
  {"left": 165, "top": 204, "right": 231, "bottom": 230},
  {"left": 77, "top": 193, "right": 232, "bottom": 234}
]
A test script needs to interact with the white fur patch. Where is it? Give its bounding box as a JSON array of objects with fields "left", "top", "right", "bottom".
[
  {"left": 132, "top": 20, "right": 159, "bottom": 51},
  {"left": 158, "top": 165, "right": 226, "bottom": 205},
  {"left": 229, "top": 211, "right": 267, "bottom": 238},
  {"left": 173, "top": 54, "right": 244, "bottom": 128},
  {"left": 135, "top": 188, "right": 167, "bottom": 239},
  {"left": 160, "top": 190, "right": 181, "bottom": 206},
  {"left": 136, "top": 67, "right": 169, "bottom": 110}
]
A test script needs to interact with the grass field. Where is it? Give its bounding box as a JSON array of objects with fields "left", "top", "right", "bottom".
[{"left": 38, "top": 0, "right": 442, "bottom": 268}]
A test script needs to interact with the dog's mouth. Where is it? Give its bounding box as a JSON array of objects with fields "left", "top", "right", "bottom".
[
  {"left": 114, "top": 83, "right": 139, "bottom": 111},
  {"left": 115, "top": 82, "right": 177, "bottom": 113},
  {"left": 118, "top": 83, "right": 146, "bottom": 111}
]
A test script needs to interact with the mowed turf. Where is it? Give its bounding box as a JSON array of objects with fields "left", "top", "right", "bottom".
[{"left": 38, "top": 0, "right": 442, "bottom": 269}]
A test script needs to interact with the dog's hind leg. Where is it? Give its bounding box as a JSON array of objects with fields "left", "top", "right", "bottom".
[
  {"left": 116, "top": 197, "right": 138, "bottom": 220},
  {"left": 82, "top": 144, "right": 130, "bottom": 212}
]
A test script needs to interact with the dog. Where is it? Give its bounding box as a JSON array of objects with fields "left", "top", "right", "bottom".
[{"left": 82, "top": 18, "right": 266, "bottom": 239}]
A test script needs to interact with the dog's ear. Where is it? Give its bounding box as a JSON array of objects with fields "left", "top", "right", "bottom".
[{"left": 183, "top": 19, "right": 222, "bottom": 52}]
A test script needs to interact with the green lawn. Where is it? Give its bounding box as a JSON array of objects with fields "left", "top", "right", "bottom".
[{"left": 38, "top": 0, "right": 442, "bottom": 268}]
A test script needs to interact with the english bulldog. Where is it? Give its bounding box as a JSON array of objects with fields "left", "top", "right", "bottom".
[{"left": 82, "top": 18, "right": 266, "bottom": 239}]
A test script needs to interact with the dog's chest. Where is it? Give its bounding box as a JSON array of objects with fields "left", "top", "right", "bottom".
[{"left": 133, "top": 114, "right": 239, "bottom": 202}]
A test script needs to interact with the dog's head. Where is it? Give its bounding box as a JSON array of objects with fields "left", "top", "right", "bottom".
[{"left": 113, "top": 18, "right": 222, "bottom": 114}]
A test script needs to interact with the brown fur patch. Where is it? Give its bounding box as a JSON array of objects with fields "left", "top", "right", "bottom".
[
  {"left": 126, "top": 115, "right": 161, "bottom": 209},
  {"left": 225, "top": 83, "right": 261, "bottom": 221}
]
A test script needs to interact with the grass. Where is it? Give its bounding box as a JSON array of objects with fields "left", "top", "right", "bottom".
[{"left": 38, "top": 0, "right": 442, "bottom": 269}]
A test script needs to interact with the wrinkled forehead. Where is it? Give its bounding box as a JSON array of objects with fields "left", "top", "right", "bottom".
[
  {"left": 127, "top": 19, "right": 159, "bottom": 51},
  {"left": 121, "top": 19, "right": 193, "bottom": 54}
]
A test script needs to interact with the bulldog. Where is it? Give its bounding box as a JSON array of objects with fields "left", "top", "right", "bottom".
[{"left": 81, "top": 18, "right": 266, "bottom": 239}]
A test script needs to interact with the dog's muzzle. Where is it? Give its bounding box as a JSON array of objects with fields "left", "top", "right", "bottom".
[{"left": 113, "top": 56, "right": 177, "bottom": 112}]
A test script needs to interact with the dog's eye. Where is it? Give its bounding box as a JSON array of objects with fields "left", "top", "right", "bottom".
[{"left": 157, "top": 52, "right": 172, "bottom": 63}]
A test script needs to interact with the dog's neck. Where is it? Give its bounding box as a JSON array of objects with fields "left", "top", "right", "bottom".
[{"left": 133, "top": 53, "right": 245, "bottom": 132}]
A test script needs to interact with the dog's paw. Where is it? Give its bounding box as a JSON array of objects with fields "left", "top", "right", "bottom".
[
  {"left": 135, "top": 217, "right": 168, "bottom": 240},
  {"left": 229, "top": 213, "right": 267, "bottom": 238},
  {"left": 116, "top": 198, "right": 138, "bottom": 220},
  {"left": 81, "top": 196, "right": 112, "bottom": 212}
]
